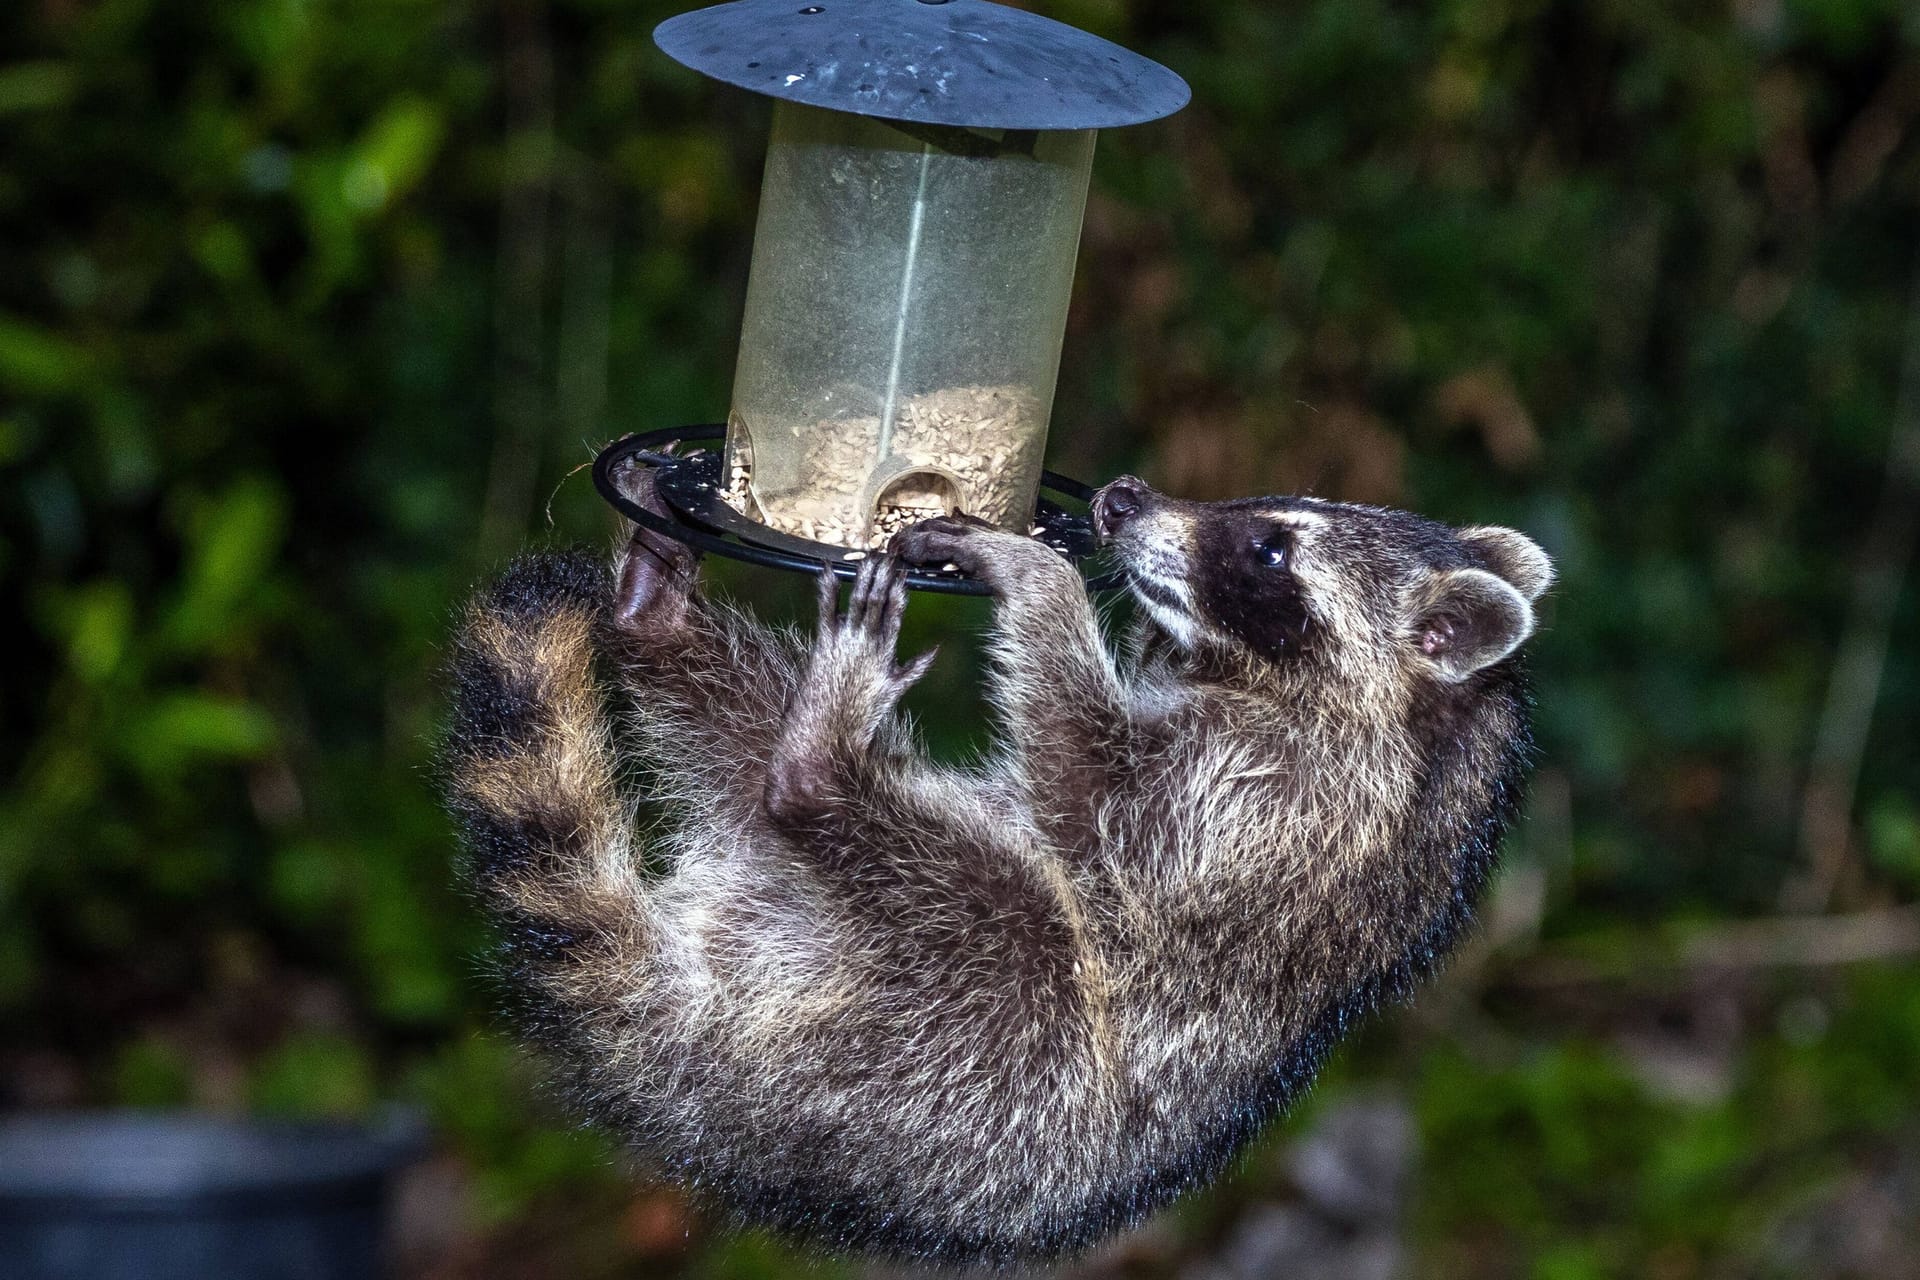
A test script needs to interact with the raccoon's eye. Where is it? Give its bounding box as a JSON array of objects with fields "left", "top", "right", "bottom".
[{"left": 1255, "top": 530, "right": 1293, "bottom": 570}]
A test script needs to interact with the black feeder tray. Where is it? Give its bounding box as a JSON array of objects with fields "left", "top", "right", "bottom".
[{"left": 593, "top": 427, "right": 1122, "bottom": 596}]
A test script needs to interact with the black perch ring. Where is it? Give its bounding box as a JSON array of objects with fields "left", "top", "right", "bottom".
[{"left": 591, "top": 425, "right": 1122, "bottom": 596}]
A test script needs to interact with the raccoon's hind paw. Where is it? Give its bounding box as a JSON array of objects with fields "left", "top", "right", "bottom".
[
  {"left": 613, "top": 462, "right": 698, "bottom": 629},
  {"left": 765, "top": 556, "right": 935, "bottom": 823},
  {"left": 813, "top": 554, "right": 938, "bottom": 697}
]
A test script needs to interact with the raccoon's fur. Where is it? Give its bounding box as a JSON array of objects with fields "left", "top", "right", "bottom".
[{"left": 445, "top": 469, "right": 1552, "bottom": 1266}]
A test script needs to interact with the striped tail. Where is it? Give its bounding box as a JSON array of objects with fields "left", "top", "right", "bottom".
[{"left": 444, "top": 550, "right": 648, "bottom": 1045}]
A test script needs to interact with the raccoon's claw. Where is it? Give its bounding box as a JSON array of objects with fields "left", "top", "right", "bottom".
[{"left": 895, "top": 513, "right": 996, "bottom": 577}]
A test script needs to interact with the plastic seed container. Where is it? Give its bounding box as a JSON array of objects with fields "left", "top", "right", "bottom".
[{"left": 723, "top": 104, "right": 1093, "bottom": 549}]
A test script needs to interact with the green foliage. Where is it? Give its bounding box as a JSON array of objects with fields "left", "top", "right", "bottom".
[
  {"left": 111, "top": 1035, "right": 195, "bottom": 1108},
  {"left": 1, "top": 0, "right": 1916, "bottom": 1273},
  {"left": 1419, "top": 964, "right": 1920, "bottom": 1275},
  {"left": 250, "top": 1032, "right": 376, "bottom": 1118},
  {"left": 406, "top": 1032, "right": 626, "bottom": 1224}
]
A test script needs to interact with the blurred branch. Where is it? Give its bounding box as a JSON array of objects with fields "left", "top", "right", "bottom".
[
  {"left": 1495, "top": 906, "right": 1920, "bottom": 989},
  {"left": 479, "top": 0, "right": 556, "bottom": 562},
  {"left": 1787, "top": 258, "right": 1920, "bottom": 912},
  {"left": 1829, "top": 63, "right": 1920, "bottom": 208},
  {"left": 1679, "top": 906, "right": 1920, "bottom": 969}
]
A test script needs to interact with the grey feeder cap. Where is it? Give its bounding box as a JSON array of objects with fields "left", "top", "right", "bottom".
[{"left": 654, "top": 0, "right": 1190, "bottom": 132}]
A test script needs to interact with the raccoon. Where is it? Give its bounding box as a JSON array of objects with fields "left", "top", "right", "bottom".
[{"left": 445, "top": 468, "right": 1552, "bottom": 1266}]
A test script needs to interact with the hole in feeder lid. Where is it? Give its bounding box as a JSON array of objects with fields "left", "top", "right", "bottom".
[{"left": 798, "top": 5, "right": 823, "bottom": 12}]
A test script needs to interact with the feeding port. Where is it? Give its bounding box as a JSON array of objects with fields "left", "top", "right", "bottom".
[
  {"left": 719, "top": 102, "right": 1094, "bottom": 550},
  {"left": 868, "top": 461, "right": 964, "bottom": 544}
]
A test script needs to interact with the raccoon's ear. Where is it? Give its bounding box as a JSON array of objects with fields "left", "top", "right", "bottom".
[
  {"left": 1457, "top": 526, "right": 1554, "bottom": 602},
  {"left": 1410, "top": 568, "right": 1535, "bottom": 681}
]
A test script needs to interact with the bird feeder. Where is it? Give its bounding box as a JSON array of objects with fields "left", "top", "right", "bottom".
[{"left": 596, "top": 0, "right": 1187, "bottom": 590}]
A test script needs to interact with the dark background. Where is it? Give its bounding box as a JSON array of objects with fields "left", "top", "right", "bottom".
[{"left": 3, "top": 0, "right": 1918, "bottom": 1275}]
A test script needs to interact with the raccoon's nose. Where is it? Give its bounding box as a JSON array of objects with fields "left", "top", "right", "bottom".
[{"left": 1093, "top": 477, "right": 1150, "bottom": 541}]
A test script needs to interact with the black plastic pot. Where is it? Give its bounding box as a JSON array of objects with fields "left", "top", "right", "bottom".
[{"left": 0, "top": 1111, "right": 425, "bottom": 1280}]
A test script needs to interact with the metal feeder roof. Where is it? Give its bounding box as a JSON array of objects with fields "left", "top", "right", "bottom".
[{"left": 654, "top": 0, "right": 1190, "bottom": 132}]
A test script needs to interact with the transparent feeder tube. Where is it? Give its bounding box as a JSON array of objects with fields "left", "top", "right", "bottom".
[{"left": 723, "top": 102, "right": 1095, "bottom": 550}]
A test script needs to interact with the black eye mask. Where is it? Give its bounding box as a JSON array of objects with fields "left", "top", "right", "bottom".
[{"left": 1192, "top": 516, "right": 1313, "bottom": 662}]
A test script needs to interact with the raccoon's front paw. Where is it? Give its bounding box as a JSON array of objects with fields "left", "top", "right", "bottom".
[
  {"left": 895, "top": 513, "right": 1004, "bottom": 580},
  {"left": 897, "top": 514, "right": 1068, "bottom": 593}
]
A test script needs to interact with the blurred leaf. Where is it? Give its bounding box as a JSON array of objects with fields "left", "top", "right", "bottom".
[
  {"left": 409, "top": 1033, "right": 623, "bottom": 1223},
  {"left": 0, "top": 313, "right": 91, "bottom": 395},
  {"left": 0, "top": 62, "right": 77, "bottom": 115},
  {"left": 350, "top": 97, "right": 444, "bottom": 210},
  {"left": 111, "top": 1037, "right": 194, "bottom": 1107},
  {"left": 0, "top": 415, "right": 36, "bottom": 466},
  {"left": 162, "top": 478, "right": 287, "bottom": 653},
  {"left": 56, "top": 579, "right": 135, "bottom": 684},
  {"left": 126, "top": 693, "right": 276, "bottom": 772},
  {"left": 268, "top": 838, "right": 351, "bottom": 923},
  {"left": 0, "top": 927, "right": 37, "bottom": 1009},
  {"left": 695, "top": 1231, "right": 853, "bottom": 1280},
  {"left": 250, "top": 1033, "right": 376, "bottom": 1118},
  {"left": 1866, "top": 795, "right": 1920, "bottom": 892},
  {"left": 193, "top": 221, "right": 256, "bottom": 287}
]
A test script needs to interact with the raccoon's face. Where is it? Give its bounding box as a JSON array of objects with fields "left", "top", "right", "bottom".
[{"left": 1091, "top": 477, "right": 1552, "bottom": 683}]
